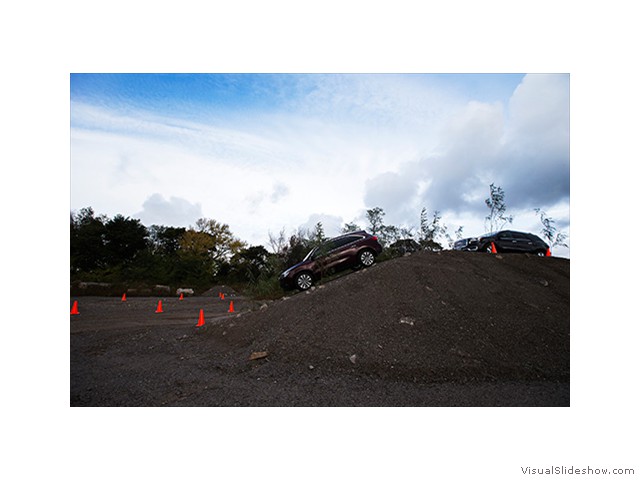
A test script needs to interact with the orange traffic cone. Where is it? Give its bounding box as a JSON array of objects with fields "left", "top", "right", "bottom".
[
  {"left": 490, "top": 242, "right": 497, "bottom": 254},
  {"left": 221, "top": 293, "right": 225, "bottom": 300},
  {"left": 196, "top": 309, "right": 205, "bottom": 327},
  {"left": 70, "top": 300, "right": 79, "bottom": 315},
  {"left": 179, "top": 292, "right": 184, "bottom": 300},
  {"left": 155, "top": 300, "right": 163, "bottom": 313},
  {"left": 228, "top": 301, "right": 235, "bottom": 313},
  {"left": 121, "top": 293, "right": 127, "bottom": 302},
  {"left": 545, "top": 248, "right": 551, "bottom": 257}
]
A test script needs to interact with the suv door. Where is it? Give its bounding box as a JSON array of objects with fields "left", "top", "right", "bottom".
[
  {"left": 323, "top": 235, "right": 361, "bottom": 272},
  {"left": 496, "top": 231, "right": 517, "bottom": 252},
  {"left": 526, "top": 233, "right": 547, "bottom": 253},
  {"left": 511, "top": 232, "right": 533, "bottom": 252}
]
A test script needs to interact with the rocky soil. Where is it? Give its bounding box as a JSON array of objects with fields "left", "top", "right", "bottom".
[{"left": 70, "top": 250, "right": 569, "bottom": 406}]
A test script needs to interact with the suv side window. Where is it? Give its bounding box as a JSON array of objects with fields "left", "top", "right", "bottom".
[
  {"left": 331, "top": 236, "right": 357, "bottom": 250},
  {"left": 344, "top": 235, "right": 361, "bottom": 245},
  {"left": 527, "top": 234, "right": 542, "bottom": 243}
]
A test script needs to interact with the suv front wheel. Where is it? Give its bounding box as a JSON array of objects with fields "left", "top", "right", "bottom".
[{"left": 295, "top": 272, "right": 314, "bottom": 291}]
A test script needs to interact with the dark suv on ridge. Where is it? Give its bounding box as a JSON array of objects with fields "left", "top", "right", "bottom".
[
  {"left": 453, "top": 237, "right": 479, "bottom": 251},
  {"left": 476, "top": 230, "right": 549, "bottom": 255},
  {"left": 279, "top": 230, "right": 383, "bottom": 291}
]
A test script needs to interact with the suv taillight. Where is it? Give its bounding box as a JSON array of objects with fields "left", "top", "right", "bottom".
[{"left": 372, "top": 236, "right": 378, "bottom": 241}]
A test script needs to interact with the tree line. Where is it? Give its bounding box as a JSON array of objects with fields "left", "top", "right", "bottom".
[
  {"left": 70, "top": 184, "right": 568, "bottom": 298},
  {"left": 69, "top": 205, "right": 445, "bottom": 298}
]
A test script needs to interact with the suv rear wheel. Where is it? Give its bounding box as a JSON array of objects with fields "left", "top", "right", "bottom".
[{"left": 358, "top": 249, "right": 376, "bottom": 267}]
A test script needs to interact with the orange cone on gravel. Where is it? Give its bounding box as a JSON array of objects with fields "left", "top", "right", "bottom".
[
  {"left": 546, "top": 248, "right": 551, "bottom": 257},
  {"left": 196, "top": 309, "right": 205, "bottom": 327},
  {"left": 70, "top": 300, "right": 79, "bottom": 315},
  {"left": 121, "top": 293, "right": 127, "bottom": 302},
  {"left": 228, "top": 301, "right": 235, "bottom": 313},
  {"left": 490, "top": 242, "right": 497, "bottom": 254},
  {"left": 221, "top": 293, "right": 225, "bottom": 300},
  {"left": 155, "top": 300, "right": 163, "bottom": 313},
  {"left": 179, "top": 292, "right": 184, "bottom": 300}
]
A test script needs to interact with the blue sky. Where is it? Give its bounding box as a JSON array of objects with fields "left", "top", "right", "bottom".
[
  {"left": 70, "top": 73, "right": 526, "bottom": 113},
  {"left": 70, "top": 73, "right": 570, "bottom": 255}
]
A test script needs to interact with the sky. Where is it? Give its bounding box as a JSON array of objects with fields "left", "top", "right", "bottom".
[{"left": 70, "top": 73, "right": 570, "bottom": 256}]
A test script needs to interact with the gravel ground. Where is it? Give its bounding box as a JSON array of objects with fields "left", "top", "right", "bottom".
[{"left": 71, "top": 250, "right": 569, "bottom": 406}]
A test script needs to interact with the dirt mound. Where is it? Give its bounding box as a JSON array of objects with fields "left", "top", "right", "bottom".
[
  {"left": 71, "top": 250, "right": 569, "bottom": 406},
  {"left": 205, "top": 250, "right": 569, "bottom": 383}
]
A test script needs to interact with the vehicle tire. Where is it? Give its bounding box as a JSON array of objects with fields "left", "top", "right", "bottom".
[
  {"left": 358, "top": 249, "right": 376, "bottom": 268},
  {"left": 294, "top": 272, "right": 314, "bottom": 291},
  {"left": 536, "top": 250, "right": 546, "bottom": 257},
  {"left": 484, "top": 244, "right": 494, "bottom": 253}
]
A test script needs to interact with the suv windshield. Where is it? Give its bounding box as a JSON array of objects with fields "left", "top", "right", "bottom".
[
  {"left": 304, "top": 247, "right": 318, "bottom": 261},
  {"left": 304, "top": 241, "right": 334, "bottom": 261}
]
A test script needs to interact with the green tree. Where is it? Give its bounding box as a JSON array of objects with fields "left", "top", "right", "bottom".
[
  {"left": 342, "top": 222, "right": 361, "bottom": 233},
  {"left": 146, "top": 225, "right": 187, "bottom": 283},
  {"left": 310, "top": 222, "right": 327, "bottom": 248},
  {"left": 284, "top": 229, "right": 313, "bottom": 266},
  {"left": 103, "top": 214, "right": 148, "bottom": 267},
  {"left": 267, "top": 227, "right": 287, "bottom": 255},
  {"left": 177, "top": 229, "right": 217, "bottom": 285},
  {"left": 227, "top": 245, "right": 273, "bottom": 284},
  {"left": 534, "top": 208, "right": 569, "bottom": 248},
  {"left": 442, "top": 225, "right": 464, "bottom": 249},
  {"left": 365, "top": 207, "right": 398, "bottom": 246},
  {"left": 399, "top": 226, "right": 415, "bottom": 239},
  {"left": 366, "top": 207, "right": 385, "bottom": 236},
  {"left": 174, "top": 218, "right": 245, "bottom": 285},
  {"left": 195, "top": 218, "right": 246, "bottom": 262},
  {"left": 382, "top": 224, "right": 401, "bottom": 244},
  {"left": 484, "top": 183, "right": 513, "bottom": 233},
  {"left": 70, "top": 207, "right": 108, "bottom": 273},
  {"left": 418, "top": 207, "right": 445, "bottom": 251},
  {"left": 148, "top": 225, "right": 186, "bottom": 255}
]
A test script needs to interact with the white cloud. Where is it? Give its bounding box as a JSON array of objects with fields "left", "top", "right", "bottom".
[
  {"left": 270, "top": 182, "right": 289, "bottom": 203},
  {"left": 359, "top": 74, "right": 570, "bottom": 237},
  {"left": 299, "top": 213, "right": 345, "bottom": 238},
  {"left": 135, "top": 194, "right": 203, "bottom": 227},
  {"left": 506, "top": 73, "right": 570, "bottom": 153},
  {"left": 439, "top": 100, "right": 505, "bottom": 159},
  {"left": 363, "top": 171, "right": 419, "bottom": 225}
]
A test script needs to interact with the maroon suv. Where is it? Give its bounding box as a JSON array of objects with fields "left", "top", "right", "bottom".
[{"left": 279, "top": 230, "right": 383, "bottom": 291}]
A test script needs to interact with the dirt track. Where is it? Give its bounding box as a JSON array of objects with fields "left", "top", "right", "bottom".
[{"left": 71, "top": 250, "right": 569, "bottom": 406}]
